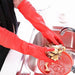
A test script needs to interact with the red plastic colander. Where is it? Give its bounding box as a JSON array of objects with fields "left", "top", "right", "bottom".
[{"left": 37, "top": 52, "right": 73, "bottom": 75}]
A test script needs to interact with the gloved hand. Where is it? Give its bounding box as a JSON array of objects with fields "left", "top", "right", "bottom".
[
  {"left": 22, "top": 42, "right": 55, "bottom": 62},
  {"left": 0, "top": 27, "right": 55, "bottom": 62},
  {"left": 17, "top": 0, "right": 64, "bottom": 45},
  {"left": 41, "top": 29, "right": 64, "bottom": 45}
]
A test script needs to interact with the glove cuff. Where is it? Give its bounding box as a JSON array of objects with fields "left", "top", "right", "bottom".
[
  {"left": 17, "top": 0, "right": 25, "bottom": 9},
  {"left": 17, "top": 0, "right": 35, "bottom": 15}
]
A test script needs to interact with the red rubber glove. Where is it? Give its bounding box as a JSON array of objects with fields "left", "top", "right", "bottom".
[
  {"left": 17, "top": 0, "right": 64, "bottom": 45},
  {"left": 0, "top": 27, "right": 54, "bottom": 62}
]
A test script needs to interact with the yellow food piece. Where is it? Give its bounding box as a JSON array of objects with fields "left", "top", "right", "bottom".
[
  {"left": 44, "top": 62, "right": 50, "bottom": 72},
  {"left": 51, "top": 55, "right": 59, "bottom": 61},
  {"left": 48, "top": 52, "right": 54, "bottom": 56}
]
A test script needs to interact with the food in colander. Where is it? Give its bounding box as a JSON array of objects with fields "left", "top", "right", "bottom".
[
  {"left": 45, "top": 43, "right": 66, "bottom": 61},
  {"left": 44, "top": 62, "right": 50, "bottom": 73}
]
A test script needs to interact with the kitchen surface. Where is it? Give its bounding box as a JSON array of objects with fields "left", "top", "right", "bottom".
[{"left": 0, "top": 0, "right": 75, "bottom": 75}]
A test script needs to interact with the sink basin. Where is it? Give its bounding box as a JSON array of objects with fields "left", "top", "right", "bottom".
[{"left": 23, "top": 26, "right": 75, "bottom": 75}]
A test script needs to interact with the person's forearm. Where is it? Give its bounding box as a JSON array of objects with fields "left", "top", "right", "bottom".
[
  {"left": 0, "top": 27, "right": 54, "bottom": 62},
  {"left": 17, "top": 0, "right": 50, "bottom": 32},
  {"left": 16, "top": 0, "right": 64, "bottom": 45}
]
